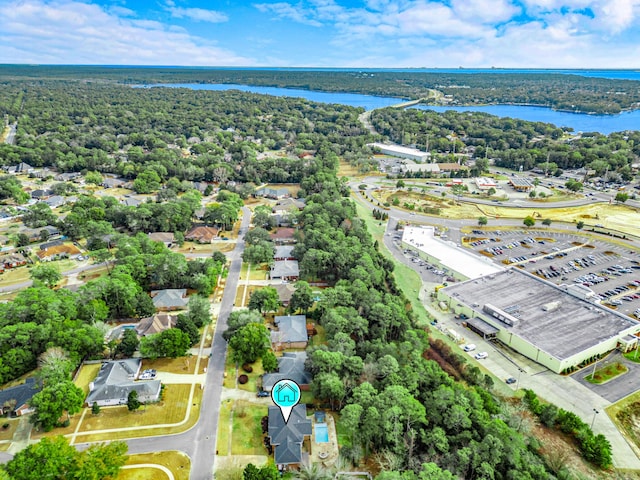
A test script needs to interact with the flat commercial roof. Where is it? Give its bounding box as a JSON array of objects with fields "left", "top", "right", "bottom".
[
  {"left": 402, "top": 226, "right": 503, "bottom": 279},
  {"left": 369, "top": 142, "right": 430, "bottom": 160},
  {"left": 510, "top": 177, "right": 534, "bottom": 187},
  {"left": 443, "top": 268, "right": 640, "bottom": 360}
]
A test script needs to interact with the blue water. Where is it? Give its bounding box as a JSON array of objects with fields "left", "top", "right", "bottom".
[
  {"left": 138, "top": 83, "right": 404, "bottom": 110},
  {"left": 410, "top": 105, "right": 640, "bottom": 135},
  {"left": 315, "top": 423, "right": 329, "bottom": 443},
  {"left": 138, "top": 83, "right": 640, "bottom": 134}
]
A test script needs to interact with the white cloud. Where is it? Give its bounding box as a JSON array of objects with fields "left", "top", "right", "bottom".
[
  {"left": 253, "top": 2, "right": 323, "bottom": 26},
  {"left": 166, "top": 5, "right": 229, "bottom": 24},
  {"left": 0, "top": 0, "right": 249, "bottom": 65}
]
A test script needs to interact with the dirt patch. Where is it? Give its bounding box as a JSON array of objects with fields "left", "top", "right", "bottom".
[
  {"left": 583, "top": 244, "right": 596, "bottom": 249},
  {"left": 572, "top": 241, "right": 584, "bottom": 246},
  {"left": 534, "top": 237, "right": 556, "bottom": 242},
  {"left": 604, "top": 251, "right": 617, "bottom": 256}
]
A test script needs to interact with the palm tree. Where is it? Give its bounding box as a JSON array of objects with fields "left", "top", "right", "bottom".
[{"left": 295, "top": 463, "right": 332, "bottom": 480}]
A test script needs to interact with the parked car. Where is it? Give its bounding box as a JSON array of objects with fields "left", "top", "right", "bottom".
[
  {"left": 474, "top": 352, "right": 488, "bottom": 360},
  {"left": 257, "top": 390, "right": 269, "bottom": 397},
  {"left": 463, "top": 344, "right": 476, "bottom": 352},
  {"left": 506, "top": 377, "right": 517, "bottom": 384}
]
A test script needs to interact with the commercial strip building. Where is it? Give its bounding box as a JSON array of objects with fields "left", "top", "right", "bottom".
[
  {"left": 401, "top": 226, "right": 503, "bottom": 281},
  {"left": 369, "top": 142, "right": 430, "bottom": 162},
  {"left": 437, "top": 268, "right": 640, "bottom": 373}
]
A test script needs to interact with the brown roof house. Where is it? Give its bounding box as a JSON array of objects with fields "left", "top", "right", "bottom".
[
  {"left": 185, "top": 226, "right": 219, "bottom": 243},
  {"left": 271, "top": 315, "right": 308, "bottom": 351},
  {"left": 135, "top": 313, "right": 177, "bottom": 336},
  {"left": 269, "top": 228, "right": 297, "bottom": 245},
  {"left": 0, "top": 378, "right": 41, "bottom": 417},
  {"left": 36, "top": 243, "right": 82, "bottom": 261},
  {"left": 151, "top": 289, "right": 188, "bottom": 311}
]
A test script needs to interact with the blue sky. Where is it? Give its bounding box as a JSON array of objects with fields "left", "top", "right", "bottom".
[{"left": 0, "top": 0, "right": 638, "bottom": 68}]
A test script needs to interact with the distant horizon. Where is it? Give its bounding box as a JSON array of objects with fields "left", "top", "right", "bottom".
[
  {"left": 0, "top": 1, "right": 639, "bottom": 68},
  {"left": 2, "top": 64, "right": 640, "bottom": 72}
]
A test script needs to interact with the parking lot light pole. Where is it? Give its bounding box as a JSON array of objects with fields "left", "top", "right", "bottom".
[
  {"left": 591, "top": 409, "right": 599, "bottom": 429},
  {"left": 516, "top": 368, "right": 523, "bottom": 390}
]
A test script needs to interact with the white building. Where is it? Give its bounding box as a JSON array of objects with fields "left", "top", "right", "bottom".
[
  {"left": 369, "top": 143, "right": 431, "bottom": 162},
  {"left": 401, "top": 226, "right": 503, "bottom": 281}
]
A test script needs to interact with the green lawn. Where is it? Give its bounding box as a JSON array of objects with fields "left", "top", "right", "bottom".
[
  {"left": 216, "top": 400, "right": 232, "bottom": 456},
  {"left": 231, "top": 401, "right": 267, "bottom": 455},
  {"left": 331, "top": 411, "right": 351, "bottom": 448},
  {"left": 585, "top": 362, "right": 628, "bottom": 384},
  {"left": 624, "top": 348, "right": 640, "bottom": 363}
]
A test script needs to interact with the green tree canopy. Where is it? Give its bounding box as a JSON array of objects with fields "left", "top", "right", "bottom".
[
  {"left": 248, "top": 286, "right": 280, "bottom": 315},
  {"left": 228, "top": 323, "right": 270, "bottom": 365}
]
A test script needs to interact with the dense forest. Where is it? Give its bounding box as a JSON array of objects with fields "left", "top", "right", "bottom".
[
  {"left": 371, "top": 108, "right": 640, "bottom": 179},
  {"left": 0, "top": 80, "right": 371, "bottom": 185},
  {"left": 1, "top": 66, "right": 640, "bottom": 114}
]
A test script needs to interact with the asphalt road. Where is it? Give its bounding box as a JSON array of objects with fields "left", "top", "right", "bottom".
[
  {"left": 4, "top": 123, "right": 17, "bottom": 145},
  {"left": 121, "top": 206, "right": 252, "bottom": 479}
]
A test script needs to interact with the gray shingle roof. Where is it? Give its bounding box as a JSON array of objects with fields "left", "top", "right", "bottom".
[
  {"left": 151, "top": 289, "right": 188, "bottom": 309},
  {"left": 85, "top": 359, "right": 161, "bottom": 406},
  {"left": 271, "top": 315, "right": 307, "bottom": 344},
  {"left": 0, "top": 378, "right": 41, "bottom": 414},
  {"left": 262, "top": 352, "right": 312, "bottom": 391},
  {"left": 268, "top": 404, "right": 312, "bottom": 465},
  {"left": 270, "top": 261, "right": 299, "bottom": 279}
]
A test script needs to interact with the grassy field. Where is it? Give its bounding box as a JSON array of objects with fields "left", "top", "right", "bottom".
[
  {"left": 231, "top": 401, "right": 267, "bottom": 455},
  {"left": 234, "top": 285, "right": 260, "bottom": 308},
  {"left": 374, "top": 189, "right": 640, "bottom": 237},
  {"left": 216, "top": 400, "right": 232, "bottom": 456},
  {"left": 0, "top": 265, "right": 32, "bottom": 287},
  {"left": 66, "top": 386, "right": 203, "bottom": 442},
  {"left": 142, "top": 356, "right": 197, "bottom": 375},
  {"left": 585, "top": 362, "right": 628, "bottom": 384},
  {"left": 0, "top": 419, "right": 19, "bottom": 442},
  {"left": 74, "top": 363, "right": 102, "bottom": 395},
  {"left": 607, "top": 390, "right": 640, "bottom": 458},
  {"left": 240, "top": 262, "right": 270, "bottom": 280},
  {"left": 119, "top": 451, "right": 190, "bottom": 480}
]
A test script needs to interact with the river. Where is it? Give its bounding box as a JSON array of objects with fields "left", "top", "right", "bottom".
[{"left": 139, "top": 83, "right": 640, "bottom": 134}]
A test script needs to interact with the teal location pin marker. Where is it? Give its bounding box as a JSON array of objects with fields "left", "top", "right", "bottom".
[{"left": 271, "top": 379, "right": 301, "bottom": 423}]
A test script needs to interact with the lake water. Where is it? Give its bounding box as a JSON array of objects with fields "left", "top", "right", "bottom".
[{"left": 140, "top": 83, "right": 640, "bottom": 134}]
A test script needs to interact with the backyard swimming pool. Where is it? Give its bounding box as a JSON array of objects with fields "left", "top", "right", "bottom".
[{"left": 315, "top": 423, "right": 329, "bottom": 443}]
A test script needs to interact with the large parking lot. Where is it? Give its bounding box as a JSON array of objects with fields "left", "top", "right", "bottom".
[{"left": 464, "top": 229, "right": 640, "bottom": 318}]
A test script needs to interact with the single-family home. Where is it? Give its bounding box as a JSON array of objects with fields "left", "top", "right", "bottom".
[
  {"left": 0, "top": 253, "right": 27, "bottom": 271},
  {"left": 185, "top": 226, "right": 219, "bottom": 243},
  {"left": 274, "top": 283, "right": 296, "bottom": 307},
  {"left": 30, "top": 189, "right": 51, "bottom": 200},
  {"left": 44, "top": 196, "right": 65, "bottom": 208},
  {"left": 262, "top": 352, "right": 312, "bottom": 392},
  {"left": 269, "top": 228, "right": 297, "bottom": 245},
  {"left": 5, "top": 162, "right": 34, "bottom": 175},
  {"left": 272, "top": 198, "right": 305, "bottom": 216},
  {"left": 151, "top": 289, "right": 188, "bottom": 311},
  {"left": 39, "top": 239, "right": 64, "bottom": 251},
  {"left": 267, "top": 404, "right": 312, "bottom": 468},
  {"left": 0, "top": 378, "right": 41, "bottom": 417},
  {"left": 271, "top": 315, "right": 308, "bottom": 350},
  {"left": 36, "top": 243, "right": 82, "bottom": 261},
  {"left": 274, "top": 246, "right": 296, "bottom": 261},
  {"left": 256, "top": 187, "right": 290, "bottom": 199},
  {"left": 102, "top": 176, "right": 126, "bottom": 189},
  {"left": 85, "top": 359, "right": 161, "bottom": 407},
  {"left": 270, "top": 261, "right": 299, "bottom": 281},
  {"left": 148, "top": 232, "right": 175, "bottom": 248},
  {"left": 136, "top": 313, "right": 177, "bottom": 337},
  {"left": 55, "top": 172, "right": 82, "bottom": 182}
]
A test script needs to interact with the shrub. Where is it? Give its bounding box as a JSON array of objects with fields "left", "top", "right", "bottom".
[
  {"left": 238, "top": 374, "right": 249, "bottom": 384},
  {"left": 242, "top": 363, "right": 253, "bottom": 373}
]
